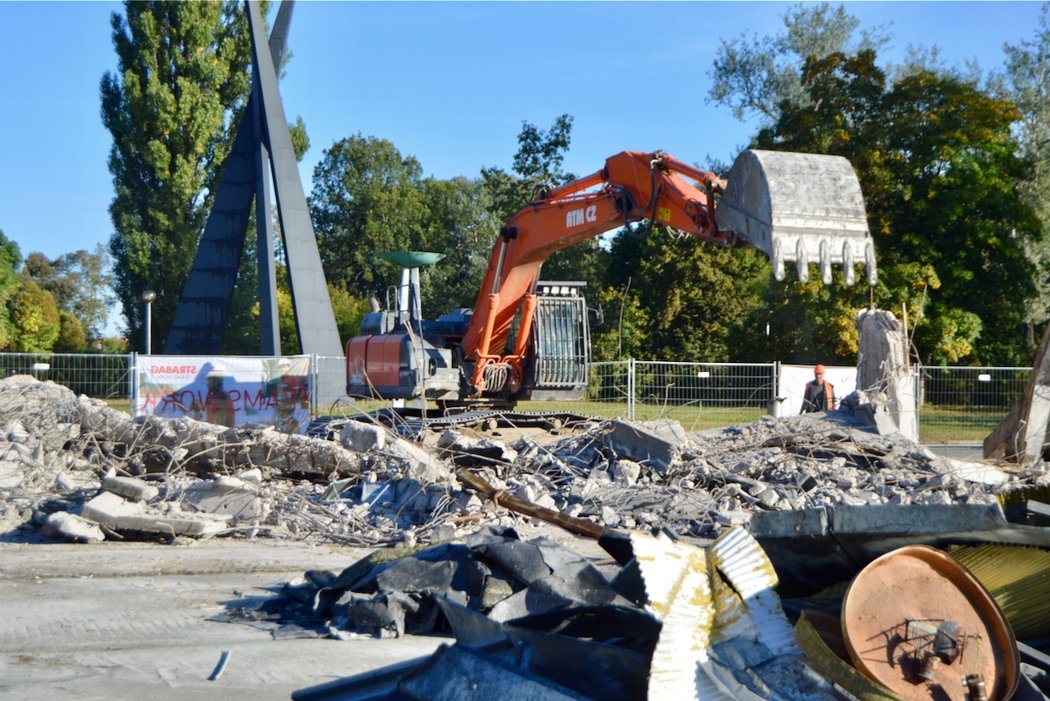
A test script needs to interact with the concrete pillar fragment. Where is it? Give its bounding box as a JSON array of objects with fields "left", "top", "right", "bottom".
[
  {"left": 984, "top": 323, "right": 1050, "bottom": 463},
  {"left": 855, "top": 309, "right": 917, "bottom": 441}
]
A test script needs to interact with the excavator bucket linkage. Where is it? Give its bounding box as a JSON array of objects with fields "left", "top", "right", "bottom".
[{"left": 715, "top": 149, "right": 877, "bottom": 286}]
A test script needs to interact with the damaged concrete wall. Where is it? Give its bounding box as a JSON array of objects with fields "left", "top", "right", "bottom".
[
  {"left": 855, "top": 309, "right": 917, "bottom": 441},
  {"left": 985, "top": 322, "right": 1050, "bottom": 464}
]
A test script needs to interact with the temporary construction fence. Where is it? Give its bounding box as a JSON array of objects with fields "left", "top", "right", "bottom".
[{"left": 0, "top": 352, "right": 1030, "bottom": 444}]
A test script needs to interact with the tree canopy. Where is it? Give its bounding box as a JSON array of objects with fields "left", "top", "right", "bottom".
[{"left": 101, "top": 1, "right": 256, "bottom": 352}]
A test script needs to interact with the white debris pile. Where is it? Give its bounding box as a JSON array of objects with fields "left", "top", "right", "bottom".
[
  {"left": 485, "top": 412, "right": 1050, "bottom": 538},
  {"left": 0, "top": 375, "right": 460, "bottom": 545},
  {"left": 1, "top": 373, "right": 1048, "bottom": 547}
]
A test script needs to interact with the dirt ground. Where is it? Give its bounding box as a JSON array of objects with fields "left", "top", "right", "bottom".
[
  {"left": 0, "top": 537, "right": 448, "bottom": 701},
  {"left": 0, "top": 520, "right": 606, "bottom": 701}
]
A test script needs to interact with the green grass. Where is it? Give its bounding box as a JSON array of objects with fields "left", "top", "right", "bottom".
[
  {"left": 917, "top": 405, "right": 1006, "bottom": 444},
  {"left": 521, "top": 400, "right": 1007, "bottom": 443},
  {"left": 106, "top": 393, "right": 1008, "bottom": 444}
]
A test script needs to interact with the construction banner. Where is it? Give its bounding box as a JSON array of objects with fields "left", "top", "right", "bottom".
[{"left": 136, "top": 356, "right": 311, "bottom": 433}]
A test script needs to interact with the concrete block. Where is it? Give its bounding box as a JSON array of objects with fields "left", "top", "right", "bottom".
[
  {"left": 436, "top": 431, "right": 517, "bottom": 464},
  {"left": 340, "top": 422, "right": 387, "bottom": 453},
  {"left": 82, "top": 491, "right": 230, "bottom": 537},
  {"left": 43, "top": 511, "right": 105, "bottom": 543},
  {"left": 933, "top": 457, "right": 1010, "bottom": 486},
  {"left": 0, "top": 459, "right": 23, "bottom": 488},
  {"left": 605, "top": 420, "right": 685, "bottom": 473},
  {"left": 388, "top": 437, "right": 449, "bottom": 484},
  {"left": 102, "top": 474, "right": 160, "bottom": 502},
  {"left": 184, "top": 476, "right": 266, "bottom": 521}
]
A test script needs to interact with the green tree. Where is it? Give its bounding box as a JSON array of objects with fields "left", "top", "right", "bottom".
[
  {"left": 596, "top": 230, "right": 767, "bottom": 362},
  {"left": 8, "top": 280, "right": 60, "bottom": 353},
  {"left": 101, "top": 1, "right": 257, "bottom": 352},
  {"left": 709, "top": 3, "right": 888, "bottom": 126},
  {"left": 756, "top": 51, "right": 1038, "bottom": 365},
  {"left": 415, "top": 176, "right": 498, "bottom": 314},
  {"left": 311, "top": 135, "right": 429, "bottom": 299},
  {"left": 1001, "top": 3, "right": 1050, "bottom": 349},
  {"left": 54, "top": 310, "right": 89, "bottom": 353},
  {"left": 481, "top": 114, "right": 609, "bottom": 294},
  {"left": 0, "top": 230, "right": 22, "bottom": 349},
  {"left": 23, "top": 246, "right": 113, "bottom": 340}
]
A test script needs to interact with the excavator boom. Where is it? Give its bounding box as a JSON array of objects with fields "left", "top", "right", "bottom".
[
  {"left": 461, "top": 149, "right": 875, "bottom": 396},
  {"left": 345, "top": 148, "right": 876, "bottom": 408}
]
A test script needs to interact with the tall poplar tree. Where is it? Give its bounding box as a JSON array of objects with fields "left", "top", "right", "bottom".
[{"left": 100, "top": 1, "right": 256, "bottom": 351}]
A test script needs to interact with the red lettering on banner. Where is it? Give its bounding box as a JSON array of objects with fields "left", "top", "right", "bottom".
[{"left": 149, "top": 365, "right": 198, "bottom": 375}]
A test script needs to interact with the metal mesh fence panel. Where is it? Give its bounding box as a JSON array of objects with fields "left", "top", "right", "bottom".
[
  {"left": 917, "top": 365, "right": 1030, "bottom": 443},
  {"left": 0, "top": 353, "right": 132, "bottom": 400},
  {"left": 630, "top": 361, "right": 775, "bottom": 427},
  {"left": 0, "top": 351, "right": 1032, "bottom": 444}
]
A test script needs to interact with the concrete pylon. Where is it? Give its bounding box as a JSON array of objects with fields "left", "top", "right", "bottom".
[
  {"left": 163, "top": 1, "right": 343, "bottom": 358},
  {"left": 984, "top": 324, "right": 1050, "bottom": 463}
]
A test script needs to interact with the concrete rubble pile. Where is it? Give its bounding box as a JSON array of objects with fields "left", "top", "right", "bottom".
[
  {"left": 5, "top": 368, "right": 1050, "bottom": 699},
  {"left": 1, "top": 373, "right": 1049, "bottom": 549}
]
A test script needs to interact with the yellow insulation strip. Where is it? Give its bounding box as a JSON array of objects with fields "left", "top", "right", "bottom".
[{"left": 949, "top": 543, "right": 1050, "bottom": 639}]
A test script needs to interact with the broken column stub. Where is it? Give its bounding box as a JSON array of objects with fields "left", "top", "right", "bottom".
[
  {"left": 604, "top": 419, "right": 685, "bottom": 473},
  {"left": 985, "top": 322, "right": 1050, "bottom": 464},
  {"left": 854, "top": 309, "right": 917, "bottom": 441}
]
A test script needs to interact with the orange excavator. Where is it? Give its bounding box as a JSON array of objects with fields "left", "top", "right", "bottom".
[{"left": 346, "top": 149, "right": 877, "bottom": 408}]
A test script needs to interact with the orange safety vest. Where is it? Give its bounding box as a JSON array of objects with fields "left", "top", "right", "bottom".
[{"left": 803, "top": 379, "right": 835, "bottom": 412}]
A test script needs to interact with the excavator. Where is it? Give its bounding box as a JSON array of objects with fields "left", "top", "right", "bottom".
[{"left": 345, "top": 148, "right": 877, "bottom": 409}]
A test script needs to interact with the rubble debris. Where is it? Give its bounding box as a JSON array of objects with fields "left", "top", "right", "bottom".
[
  {"left": 283, "top": 523, "right": 1047, "bottom": 701},
  {"left": 986, "top": 321, "right": 1050, "bottom": 464},
  {"left": 603, "top": 419, "right": 686, "bottom": 473},
  {"left": 1, "top": 372, "right": 1048, "bottom": 553},
  {"left": 82, "top": 490, "right": 231, "bottom": 538}
]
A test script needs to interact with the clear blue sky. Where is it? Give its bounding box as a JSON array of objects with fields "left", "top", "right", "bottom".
[{"left": 0, "top": 1, "right": 1044, "bottom": 268}]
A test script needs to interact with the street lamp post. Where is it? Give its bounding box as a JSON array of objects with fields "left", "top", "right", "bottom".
[{"left": 142, "top": 290, "right": 157, "bottom": 355}]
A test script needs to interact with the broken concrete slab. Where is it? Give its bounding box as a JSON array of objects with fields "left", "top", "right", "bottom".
[
  {"left": 0, "top": 460, "right": 23, "bottom": 489},
  {"left": 183, "top": 476, "right": 267, "bottom": 522},
  {"left": 41, "top": 511, "right": 105, "bottom": 543},
  {"left": 82, "top": 490, "right": 230, "bottom": 537},
  {"left": 102, "top": 474, "right": 160, "bottom": 502},
  {"left": 603, "top": 419, "right": 685, "bottom": 473}
]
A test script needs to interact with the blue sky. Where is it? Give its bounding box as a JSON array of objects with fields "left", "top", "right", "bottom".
[{"left": 0, "top": 1, "right": 1045, "bottom": 271}]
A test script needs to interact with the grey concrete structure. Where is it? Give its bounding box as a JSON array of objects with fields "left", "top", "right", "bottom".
[{"left": 165, "top": 2, "right": 342, "bottom": 357}]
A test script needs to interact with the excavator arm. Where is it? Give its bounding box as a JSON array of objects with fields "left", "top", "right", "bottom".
[{"left": 461, "top": 149, "right": 876, "bottom": 397}]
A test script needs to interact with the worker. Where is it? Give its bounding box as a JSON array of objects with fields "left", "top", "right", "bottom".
[
  {"left": 203, "top": 370, "right": 237, "bottom": 427},
  {"left": 265, "top": 358, "right": 309, "bottom": 433},
  {"left": 801, "top": 364, "right": 836, "bottom": 413}
]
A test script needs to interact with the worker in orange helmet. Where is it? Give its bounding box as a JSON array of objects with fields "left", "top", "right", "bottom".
[{"left": 801, "top": 363, "right": 836, "bottom": 413}]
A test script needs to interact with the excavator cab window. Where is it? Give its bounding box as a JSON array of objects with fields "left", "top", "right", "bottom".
[{"left": 520, "top": 282, "right": 590, "bottom": 401}]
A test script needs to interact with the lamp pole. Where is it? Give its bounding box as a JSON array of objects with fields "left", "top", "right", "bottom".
[{"left": 142, "top": 290, "right": 157, "bottom": 355}]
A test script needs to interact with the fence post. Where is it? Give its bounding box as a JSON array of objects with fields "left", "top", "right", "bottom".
[
  {"left": 627, "top": 358, "right": 635, "bottom": 421},
  {"left": 128, "top": 352, "right": 138, "bottom": 415},
  {"left": 310, "top": 353, "right": 319, "bottom": 418}
]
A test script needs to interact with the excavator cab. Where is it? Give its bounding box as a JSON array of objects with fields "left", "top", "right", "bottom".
[{"left": 518, "top": 281, "right": 591, "bottom": 401}]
